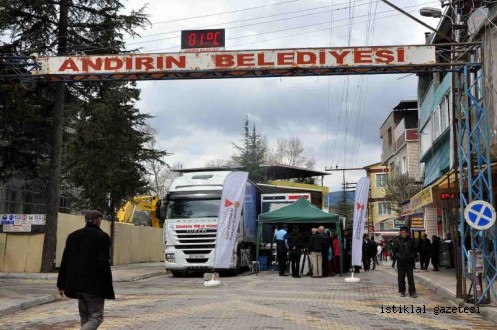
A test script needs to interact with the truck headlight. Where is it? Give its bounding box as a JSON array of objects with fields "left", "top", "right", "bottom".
[{"left": 165, "top": 253, "right": 175, "bottom": 262}]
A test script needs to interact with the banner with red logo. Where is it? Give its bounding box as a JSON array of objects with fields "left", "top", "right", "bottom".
[
  {"left": 213, "top": 171, "right": 249, "bottom": 269},
  {"left": 352, "top": 177, "right": 370, "bottom": 268}
]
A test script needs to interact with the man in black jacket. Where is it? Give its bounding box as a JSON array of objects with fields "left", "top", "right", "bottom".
[
  {"left": 57, "top": 210, "right": 115, "bottom": 329},
  {"left": 287, "top": 225, "right": 304, "bottom": 278},
  {"left": 393, "top": 226, "right": 417, "bottom": 298}
]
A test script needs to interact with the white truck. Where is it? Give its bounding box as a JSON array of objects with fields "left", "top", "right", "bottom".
[{"left": 161, "top": 171, "right": 258, "bottom": 276}]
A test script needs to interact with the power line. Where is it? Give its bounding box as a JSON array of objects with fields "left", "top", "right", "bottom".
[{"left": 0, "top": 1, "right": 439, "bottom": 56}]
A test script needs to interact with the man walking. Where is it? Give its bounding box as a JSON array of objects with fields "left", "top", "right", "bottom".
[
  {"left": 275, "top": 224, "right": 289, "bottom": 276},
  {"left": 393, "top": 226, "right": 417, "bottom": 298},
  {"left": 57, "top": 210, "right": 115, "bottom": 329}
]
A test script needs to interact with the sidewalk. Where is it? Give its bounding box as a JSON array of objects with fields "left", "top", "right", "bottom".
[
  {"left": 0, "top": 262, "right": 166, "bottom": 317},
  {"left": 383, "top": 261, "right": 497, "bottom": 324}
]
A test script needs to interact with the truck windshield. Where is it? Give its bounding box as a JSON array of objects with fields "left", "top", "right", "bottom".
[{"left": 166, "top": 199, "right": 220, "bottom": 219}]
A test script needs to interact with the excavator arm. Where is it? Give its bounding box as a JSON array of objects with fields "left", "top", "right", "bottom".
[{"left": 116, "top": 196, "right": 161, "bottom": 227}]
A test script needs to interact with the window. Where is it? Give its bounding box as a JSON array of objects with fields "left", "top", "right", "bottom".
[
  {"left": 433, "top": 106, "right": 441, "bottom": 138},
  {"left": 387, "top": 128, "right": 393, "bottom": 146},
  {"left": 376, "top": 174, "right": 387, "bottom": 188},
  {"left": 378, "top": 202, "right": 392, "bottom": 215},
  {"left": 441, "top": 93, "right": 450, "bottom": 131},
  {"left": 401, "top": 156, "right": 407, "bottom": 174},
  {"left": 432, "top": 93, "right": 450, "bottom": 141},
  {"left": 166, "top": 199, "right": 221, "bottom": 219}
]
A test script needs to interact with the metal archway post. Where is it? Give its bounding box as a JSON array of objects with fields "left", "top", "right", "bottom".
[{"left": 457, "top": 64, "right": 497, "bottom": 305}]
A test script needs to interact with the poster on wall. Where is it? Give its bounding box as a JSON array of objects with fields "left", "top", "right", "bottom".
[{"left": 0, "top": 214, "right": 46, "bottom": 233}]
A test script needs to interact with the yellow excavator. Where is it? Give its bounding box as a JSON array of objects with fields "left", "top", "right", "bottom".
[{"left": 116, "top": 195, "right": 161, "bottom": 228}]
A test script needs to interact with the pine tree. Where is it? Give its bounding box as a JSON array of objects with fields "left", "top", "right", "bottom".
[
  {"left": 0, "top": 0, "right": 152, "bottom": 271},
  {"left": 232, "top": 117, "right": 267, "bottom": 182}
]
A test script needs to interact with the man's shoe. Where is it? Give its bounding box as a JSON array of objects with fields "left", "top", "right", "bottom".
[
  {"left": 410, "top": 293, "right": 418, "bottom": 298},
  {"left": 400, "top": 292, "right": 406, "bottom": 297}
]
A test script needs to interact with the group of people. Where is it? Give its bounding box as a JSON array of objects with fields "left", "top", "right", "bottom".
[
  {"left": 275, "top": 224, "right": 424, "bottom": 299},
  {"left": 361, "top": 234, "right": 380, "bottom": 271},
  {"left": 388, "top": 233, "right": 442, "bottom": 272},
  {"left": 275, "top": 224, "right": 351, "bottom": 277},
  {"left": 275, "top": 225, "right": 349, "bottom": 278}
]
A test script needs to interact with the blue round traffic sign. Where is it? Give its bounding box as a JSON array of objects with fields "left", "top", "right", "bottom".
[{"left": 464, "top": 200, "right": 496, "bottom": 230}]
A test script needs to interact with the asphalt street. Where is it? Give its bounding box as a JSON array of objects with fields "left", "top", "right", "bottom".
[{"left": 0, "top": 264, "right": 495, "bottom": 330}]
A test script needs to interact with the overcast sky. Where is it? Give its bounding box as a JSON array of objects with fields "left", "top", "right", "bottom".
[{"left": 123, "top": 0, "right": 444, "bottom": 191}]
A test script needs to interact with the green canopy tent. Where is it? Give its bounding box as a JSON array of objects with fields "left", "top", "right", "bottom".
[{"left": 256, "top": 197, "right": 343, "bottom": 272}]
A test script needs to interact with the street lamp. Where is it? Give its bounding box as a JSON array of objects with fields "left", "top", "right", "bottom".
[{"left": 420, "top": 7, "right": 443, "bottom": 18}]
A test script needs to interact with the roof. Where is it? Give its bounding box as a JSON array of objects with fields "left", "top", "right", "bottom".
[
  {"left": 393, "top": 100, "right": 418, "bottom": 110},
  {"left": 174, "top": 164, "right": 330, "bottom": 180},
  {"left": 259, "top": 197, "right": 340, "bottom": 224},
  {"left": 260, "top": 164, "right": 330, "bottom": 180}
]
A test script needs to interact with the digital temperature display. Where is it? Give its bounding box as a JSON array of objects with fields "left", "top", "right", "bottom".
[{"left": 181, "top": 29, "right": 225, "bottom": 50}]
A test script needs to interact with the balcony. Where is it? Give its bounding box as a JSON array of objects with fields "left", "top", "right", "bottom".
[{"left": 382, "top": 128, "right": 418, "bottom": 163}]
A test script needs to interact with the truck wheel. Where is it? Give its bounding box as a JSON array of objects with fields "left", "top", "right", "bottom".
[
  {"left": 230, "top": 246, "right": 242, "bottom": 275},
  {"left": 171, "top": 271, "right": 184, "bottom": 277}
]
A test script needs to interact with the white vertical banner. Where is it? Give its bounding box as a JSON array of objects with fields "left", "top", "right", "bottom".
[
  {"left": 213, "top": 171, "right": 249, "bottom": 269},
  {"left": 351, "top": 177, "right": 370, "bottom": 267}
]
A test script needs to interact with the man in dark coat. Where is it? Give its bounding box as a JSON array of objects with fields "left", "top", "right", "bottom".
[
  {"left": 419, "top": 234, "right": 431, "bottom": 270},
  {"left": 430, "top": 235, "right": 440, "bottom": 271},
  {"left": 287, "top": 225, "right": 304, "bottom": 278},
  {"left": 342, "top": 229, "right": 352, "bottom": 273},
  {"left": 393, "top": 226, "right": 417, "bottom": 298},
  {"left": 57, "top": 210, "right": 115, "bottom": 329}
]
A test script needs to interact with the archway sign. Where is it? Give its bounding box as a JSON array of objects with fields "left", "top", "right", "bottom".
[
  {"left": 1, "top": 40, "right": 492, "bottom": 304},
  {"left": 30, "top": 44, "right": 466, "bottom": 82}
]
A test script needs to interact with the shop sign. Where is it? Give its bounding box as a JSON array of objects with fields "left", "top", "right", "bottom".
[
  {"left": 394, "top": 217, "right": 407, "bottom": 229},
  {"left": 410, "top": 187, "right": 433, "bottom": 210},
  {"left": 410, "top": 214, "right": 425, "bottom": 229}
]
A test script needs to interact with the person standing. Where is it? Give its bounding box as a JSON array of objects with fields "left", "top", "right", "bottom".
[
  {"left": 393, "top": 226, "right": 417, "bottom": 298},
  {"left": 331, "top": 233, "right": 341, "bottom": 275},
  {"left": 419, "top": 233, "right": 431, "bottom": 270},
  {"left": 319, "top": 226, "right": 330, "bottom": 277},
  {"left": 369, "top": 236, "right": 378, "bottom": 270},
  {"left": 342, "top": 229, "right": 351, "bottom": 273},
  {"left": 308, "top": 227, "right": 323, "bottom": 277},
  {"left": 362, "top": 234, "right": 371, "bottom": 271},
  {"left": 275, "top": 224, "right": 289, "bottom": 276},
  {"left": 430, "top": 235, "right": 440, "bottom": 271},
  {"left": 57, "top": 210, "right": 115, "bottom": 330},
  {"left": 287, "top": 225, "right": 304, "bottom": 278}
]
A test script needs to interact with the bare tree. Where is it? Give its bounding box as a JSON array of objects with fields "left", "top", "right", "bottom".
[
  {"left": 205, "top": 158, "right": 239, "bottom": 168},
  {"left": 142, "top": 126, "right": 175, "bottom": 198},
  {"left": 266, "top": 137, "right": 315, "bottom": 168},
  {"left": 385, "top": 173, "right": 422, "bottom": 215}
]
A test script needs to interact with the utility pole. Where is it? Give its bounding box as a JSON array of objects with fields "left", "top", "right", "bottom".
[{"left": 325, "top": 167, "right": 365, "bottom": 230}]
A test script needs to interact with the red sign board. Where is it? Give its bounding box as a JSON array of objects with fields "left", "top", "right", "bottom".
[
  {"left": 440, "top": 192, "right": 457, "bottom": 200},
  {"left": 181, "top": 29, "right": 225, "bottom": 50}
]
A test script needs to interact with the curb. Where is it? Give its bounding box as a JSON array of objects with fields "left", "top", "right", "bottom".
[
  {"left": 0, "top": 273, "right": 57, "bottom": 281},
  {"left": 114, "top": 271, "right": 167, "bottom": 282},
  {"left": 0, "top": 271, "right": 167, "bottom": 282},
  {"left": 0, "top": 294, "right": 59, "bottom": 318},
  {"left": 0, "top": 271, "right": 167, "bottom": 318},
  {"left": 413, "top": 272, "right": 497, "bottom": 324}
]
